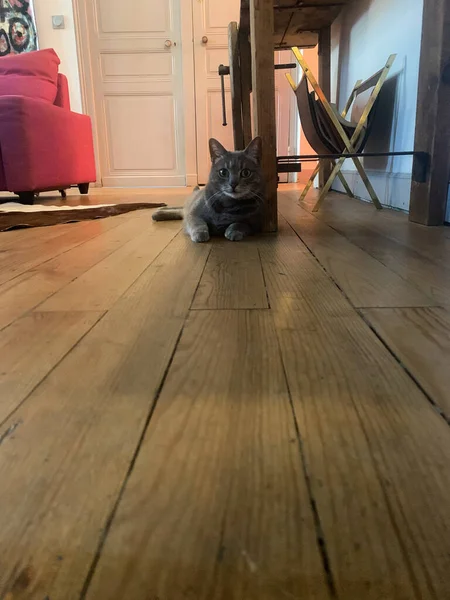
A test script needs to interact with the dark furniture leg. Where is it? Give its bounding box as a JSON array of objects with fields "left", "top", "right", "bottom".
[
  {"left": 78, "top": 183, "right": 90, "bottom": 195},
  {"left": 60, "top": 189, "right": 67, "bottom": 199},
  {"left": 16, "top": 192, "right": 36, "bottom": 205}
]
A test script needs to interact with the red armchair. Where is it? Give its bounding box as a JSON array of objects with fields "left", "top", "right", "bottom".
[{"left": 0, "top": 49, "right": 96, "bottom": 204}]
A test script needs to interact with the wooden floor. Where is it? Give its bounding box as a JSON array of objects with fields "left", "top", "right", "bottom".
[{"left": 0, "top": 186, "right": 449, "bottom": 599}]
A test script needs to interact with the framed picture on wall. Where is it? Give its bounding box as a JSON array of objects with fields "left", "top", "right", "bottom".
[{"left": 0, "top": 0, "right": 38, "bottom": 57}]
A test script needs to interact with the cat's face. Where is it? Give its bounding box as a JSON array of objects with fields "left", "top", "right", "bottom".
[{"left": 207, "top": 137, "right": 264, "bottom": 201}]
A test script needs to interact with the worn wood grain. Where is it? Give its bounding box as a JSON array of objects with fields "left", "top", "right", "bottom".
[
  {"left": 0, "top": 311, "right": 103, "bottom": 425},
  {"left": 318, "top": 26, "right": 333, "bottom": 187},
  {"left": 238, "top": 25, "right": 252, "bottom": 147},
  {"left": 0, "top": 234, "right": 209, "bottom": 600},
  {"left": 229, "top": 21, "right": 245, "bottom": 150},
  {"left": 0, "top": 215, "right": 164, "bottom": 331},
  {"left": 192, "top": 241, "right": 268, "bottom": 309},
  {"left": 0, "top": 217, "right": 126, "bottom": 287},
  {"left": 409, "top": 0, "right": 450, "bottom": 225},
  {"left": 362, "top": 307, "right": 450, "bottom": 420},
  {"left": 39, "top": 222, "right": 181, "bottom": 312},
  {"left": 250, "top": 0, "right": 278, "bottom": 232},
  {"left": 257, "top": 230, "right": 450, "bottom": 599},
  {"left": 85, "top": 309, "right": 330, "bottom": 600},
  {"left": 279, "top": 198, "right": 435, "bottom": 308},
  {"left": 298, "top": 191, "right": 450, "bottom": 304}
]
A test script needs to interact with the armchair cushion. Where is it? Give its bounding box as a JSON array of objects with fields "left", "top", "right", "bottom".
[{"left": 0, "top": 48, "right": 60, "bottom": 104}]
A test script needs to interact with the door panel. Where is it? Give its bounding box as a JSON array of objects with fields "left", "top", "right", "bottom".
[
  {"left": 96, "top": 1, "right": 169, "bottom": 33},
  {"left": 193, "top": 0, "right": 241, "bottom": 183},
  {"left": 193, "top": 0, "right": 293, "bottom": 184},
  {"left": 105, "top": 96, "right": 176, "bottom": 171},
  {"left": 86, "top": 0, "right": 185, "bottom": 187}
]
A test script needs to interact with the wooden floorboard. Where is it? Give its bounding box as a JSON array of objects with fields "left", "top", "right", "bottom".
[
  {"left": 192, "top": 241, "right": 269, "bottom": 309},
  {"left": 257, "top": 227, "right": 450, "bottom": 599},
  {"left": 279, "top": 196, "right": 435, "bottom": 308},
  {"left": 38, "top": 221, "right": 181, "bottom": 312},
  {"left": 305, "top": 191, "right": 450, "bottom": 267},
  {"left": 0, "top": 233, "right": 209, "bottom": 600},
  {"left": 0, "top": 214, "right": 168, "bottom": 331},
  {"left": 362, "top": 307, "right": 450, "bottom": 420},
  {"left": 0, "top": 188, "right": 449, "bottom": 599},
  {"left": 0, "top": 217, "right": 127, "bottom": 287},
  {"left": 85, "top": 309, "right": 330, "bottom": 600},
  {"left": 298, "top": 195, "right": 450, "bottom": 306},
  {"left": 0, "top": 311, "right": 103, "bottom": 424}
]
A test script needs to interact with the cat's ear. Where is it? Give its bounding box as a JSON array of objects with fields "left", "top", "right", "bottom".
[
  {"left": 209, "top": 138, "right": 227, "bottom": 163},
  {"left": 245, "top": 137, "right": 262, "bottom": 164}
]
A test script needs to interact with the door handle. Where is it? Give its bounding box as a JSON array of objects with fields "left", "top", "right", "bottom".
[
  {"left": 201, "top": 36, "right": 208, "bottom": 44},
  {"left": 164, "top": 39, "right": 172, "bottom": 48}
]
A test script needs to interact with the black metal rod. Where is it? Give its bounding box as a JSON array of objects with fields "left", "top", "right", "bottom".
[
  {"left": 219, "top": 65, "right": 227, "bottom": 126},
  {"left": 274, "top": 63, "right": 297, "bottom": 70},
  {"left": 274, "top": 3, "right": 347, "bottom": 10},
  {"left": 277, "top": 151, "right": 418, "bottom": 161}
]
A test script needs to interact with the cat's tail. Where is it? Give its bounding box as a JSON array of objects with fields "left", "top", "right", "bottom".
[{"left": 152, "top": 207, "right": 184, "bottom": 221}]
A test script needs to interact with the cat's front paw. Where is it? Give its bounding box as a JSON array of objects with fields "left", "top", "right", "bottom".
[
  {"left": 191, "top": 229, "right": 210, "bottom": 243},
  {"left": 225, "top": 228, "right": 245, "bottom": 242}
]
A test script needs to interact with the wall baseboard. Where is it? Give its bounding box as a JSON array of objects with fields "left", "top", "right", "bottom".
[
  {"left": 186, "top": 174, "right": 198, "bottom": 187},
  {"left": 332, "top": 170, "right": 412, "bottom": 211}
]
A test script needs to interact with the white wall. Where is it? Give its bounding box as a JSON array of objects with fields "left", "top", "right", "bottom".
[
  {"left": 330, "top": 0, "right": 424, "bottom": 210},
  {"left": 34, "top": 0, "right": 83, "bottom": 113}
]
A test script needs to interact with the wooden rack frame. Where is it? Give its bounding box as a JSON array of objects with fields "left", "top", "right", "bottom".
[{"left": 287, "top": 49, "right": 396, "bottom": 212}]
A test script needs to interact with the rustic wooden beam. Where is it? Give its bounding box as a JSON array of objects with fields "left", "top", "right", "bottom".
[
  {"left": 318, "top": 26, "right": 333, "bottom": 188},
  {"left": 229, "top": 22, "right": 245, "bottom": 150},
  {"left": 250, "top": 0, "right": 278, "bottom": 232},
  {"left": 409, "top": 0, "right": 450, "bottom": 225},
  {"left": 238, "top": 26, "right": 252, "bottom": 147}
]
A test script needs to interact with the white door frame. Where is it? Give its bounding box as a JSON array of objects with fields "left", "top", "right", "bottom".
[{"left": 72, "top": 0, "right": 198, "bottom": 187}]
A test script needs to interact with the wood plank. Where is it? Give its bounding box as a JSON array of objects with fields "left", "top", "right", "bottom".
[
  {"left": 0, "top": 311, "right": 103, "bottom": 424},
  {"left": 257, "top": 230, "right": 450, "bottom": 599},
  {"left": 250, "top": 0, "right": 278, "bottom": 232},
  {"left": 238, "top": 25, "right": 252, "bottom": 147},
  {"left": 191, "top": 241, "right": 268, "bottom": 309},
  {"left": 318, "top": 27, "right": 332, "bottom": 187},
  {"left": 229, "top": 22, "right": 245, "bottom": 150},
  {"left": 0, "top": 215, "right": 165, "bottom": 331},
  {"left": 0, "top": 221, "right": 77, "bottom": 251},
  {"left": 84, "top": 309, "right": 330, "bottom": 600},
  {"left": 0, "top": 216, "right": 127, "bottom": 287},
  {"left": 279, "top": 198, "right": 435, "bottom": 307},
  {"left": 302, "top": 190, "right": 450, "bottom": 268},
  {"left": 300, "top": 196, "right": 450, "bottom": 306},
  {"left": 0, "top": 234, "right": 209, "bottom": 599},
  {"left": 362, "top": 307, "right": 450, "bottom": 420},
  {"left": 409, "top": 0, "right": 450, "bottom": 225},
  {"left": 273, "top": 1, "right": 345, "bottom": 46},
  {"left": 38, "top": 222, "right": 181, "bottom": 312}
]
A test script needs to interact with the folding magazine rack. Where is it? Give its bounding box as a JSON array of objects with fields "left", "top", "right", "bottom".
[{"left": 285, "top": 49, "right": 397, "bottom": 212}]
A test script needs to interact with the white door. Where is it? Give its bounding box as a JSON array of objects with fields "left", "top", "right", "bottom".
[
  {"left": 85, "top": 0, "right": 185, "bottom": 187},
  {"left": 192, "top": 0, "right": 294, "bottom": 184}
]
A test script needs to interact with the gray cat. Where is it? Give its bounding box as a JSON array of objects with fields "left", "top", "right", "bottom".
[{"left": 152, "top": 137, "right": 265, "bottom": 242}]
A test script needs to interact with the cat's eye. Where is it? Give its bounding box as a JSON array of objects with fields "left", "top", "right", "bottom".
[
  {"left": 241, "top": 168, "right": 252, "bottom": 178},
  {"left": 218, "top": 168, "right": 229, "bottom": 178}
]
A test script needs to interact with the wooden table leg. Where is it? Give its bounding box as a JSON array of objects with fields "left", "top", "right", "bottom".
[
  {"left": 238, "top": 27, "right": 252, "bottom": 148},
  {"left": 250, "top": 0, "right": 277, "bottom": 232},
  {"left": 409, "top": 0, "right": 450, "bottom": 225},
  {"left": 318, "top": 26, "right": 332, "bottom": 188},
  {"left": 229, "top": 22, "right": 245, "bottom": 150}
]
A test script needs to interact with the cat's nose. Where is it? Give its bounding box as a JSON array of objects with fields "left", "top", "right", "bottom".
[{"left": 230, "top": 183, "right": 238, "bottom": 191}]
